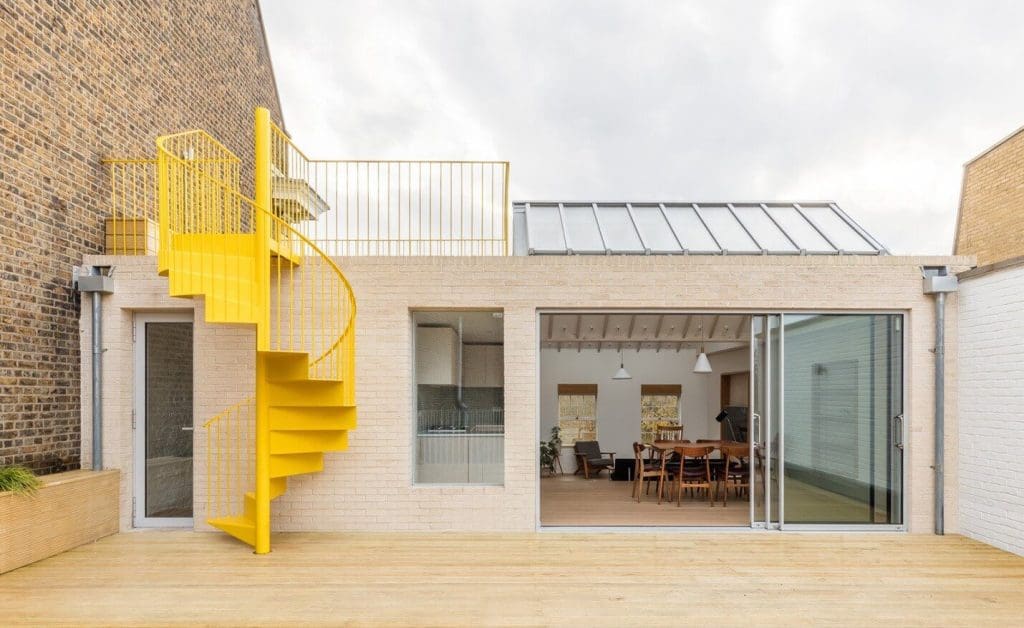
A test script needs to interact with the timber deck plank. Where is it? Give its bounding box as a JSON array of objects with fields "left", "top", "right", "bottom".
[{"left": 0, "top": 530, "right": 1021, "bottom": 626}]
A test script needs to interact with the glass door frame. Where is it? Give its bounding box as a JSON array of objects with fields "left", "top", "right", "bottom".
[
  {"left": 748, "top": 314, "right": 782, "bottom": 530},
  {"left": 132, "top": 311, "right": 195, "bottom": 528},
  {"left": 751, "top": 311, "right": 908, "bottom": 532}
]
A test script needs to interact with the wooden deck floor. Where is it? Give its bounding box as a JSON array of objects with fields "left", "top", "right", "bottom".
[{"left": 1, "top": 530, "right": 1022, "bottom": 626}]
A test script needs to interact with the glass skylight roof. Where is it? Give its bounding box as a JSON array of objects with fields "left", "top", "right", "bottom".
[{"left": 514, "top": 202, "right": 887, "bottom": 256}]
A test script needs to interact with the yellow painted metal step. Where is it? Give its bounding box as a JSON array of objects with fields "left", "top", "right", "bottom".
[
  {"left": 242, "top": 477, "right": 288, "bottom": 520},
  {"left": 270, "top": 452, "right": 323, "bottom": 478},
  {"left": 167, "top": 232, "right": 301, "bottom": 265},
  {"left": 208, "top": 514, "right": 256, "bottom": 547},
  {"left": 271, "top": 429, "right": 348, "bottom": 455},
  {"left": 267, "top": 379, "right": 345, "bottom": 407},
  {"left": 202, "top": 294, "right": 261, "bottom": 324},
  {"left": 259, "top": 350, "right": 312, "bottom": 382},
  {"left": 269, "top": 406, "right": 356, "bottom": 431}
]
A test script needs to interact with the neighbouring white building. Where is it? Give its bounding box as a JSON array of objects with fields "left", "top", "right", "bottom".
[{"left": 955, "top": 126, "right": 1024, "bottom": 556}]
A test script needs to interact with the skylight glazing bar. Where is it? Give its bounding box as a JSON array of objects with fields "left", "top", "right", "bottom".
[
  {"left": 829, "top": 203, "right": 887, "bottom": 254},
  {"left": 624, "top": 203, "right": 650, "bottom": 253},
  {"left": 727, "top": 203, "right": 763, "bottom": 252},
  {"left": 760, "top": 203, "right": 801, "bottom": 252},
  {"left": 590, "top": 203, "right": 609, "bottom": 252},
  {"left": 691, "top": 203, "right": 724, "bottom": 253},
  {"left": 658, "top": 203, "right": 686, "bottom": 252},
  {"left": 793, "top": 203, "right": 838, "bottom": 252},
  {"left": 557, "top": 202, "right": 572, "bottom": 254}
]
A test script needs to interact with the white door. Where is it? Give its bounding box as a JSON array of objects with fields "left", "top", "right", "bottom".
[{"left": 133, "top": 312, "right": 195, "bottom": 528}]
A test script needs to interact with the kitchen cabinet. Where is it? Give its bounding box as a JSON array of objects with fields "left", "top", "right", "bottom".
[{"left": 415, "top": 327, "right": 458, "bottom": 385}]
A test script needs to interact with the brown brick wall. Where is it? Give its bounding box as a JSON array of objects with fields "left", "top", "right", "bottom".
[
  {"left": 954, "top": 127, "right": 1024, "bottom": 266},
  {"left": 0, "top": 0, "right": 283, "bottom": 473}
]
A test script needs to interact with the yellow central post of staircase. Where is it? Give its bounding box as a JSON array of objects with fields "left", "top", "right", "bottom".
[
  {"left": 253, "top": 107, "right": 273, "bottom": 554},
  {"left": 155, "top": 108, "right": 357, "bottom": 554}
]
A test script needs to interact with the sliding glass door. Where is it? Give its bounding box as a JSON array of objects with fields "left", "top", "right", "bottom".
[
  {"left": 780, "top": 314, "right": 903, "bottom": 526},
  {"left": 750, "top": 313, "right": 904, "bottom": 528}
]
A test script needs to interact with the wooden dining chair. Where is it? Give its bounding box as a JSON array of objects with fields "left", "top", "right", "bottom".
[
  {"left": 719, "top": 444, "right": 751, "bottom": 507},
  {"left": 674, "top": 445, "right": 714, "bottom": 507},
  {"left": 656, "top": 424, "right": 684, "bottom": 441},
  {"left": 632, "top": 442, "right": 665, "bottom": 503},
  {"left": 697, "top": 438, "right": 726, "bottom": 479}
]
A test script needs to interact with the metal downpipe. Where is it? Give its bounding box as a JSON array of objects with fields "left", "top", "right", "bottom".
[
  {"left": 77, "top": 266, "right": 114, "bottom": 471},
  {"left": 922, "top": 266, "right": 956, "bottom": 536},
  {"left": 933, "top": 291, "right": 945, "bottom": 535},
  {"left": 91, "top": 290, "right": 103, "bottom": 470}
]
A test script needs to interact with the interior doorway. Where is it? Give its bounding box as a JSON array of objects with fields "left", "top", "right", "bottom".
[
  {"left": 538, "top": 312, "right": 752, "bottom": 527},
  {"left": 537, "top": 310, "right": 906, "bottom": 530},
  {"left": 133, "top": 312, "right": 195, "bottom": 527}
]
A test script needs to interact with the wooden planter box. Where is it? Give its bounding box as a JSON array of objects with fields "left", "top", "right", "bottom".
[{"left": 0, "top": 469, "right": 119, "bottom": 574}]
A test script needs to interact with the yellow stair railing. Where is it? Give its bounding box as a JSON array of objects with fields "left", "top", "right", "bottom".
[{"left": 155, "top": 107, "right": 357, "bottom": 554}]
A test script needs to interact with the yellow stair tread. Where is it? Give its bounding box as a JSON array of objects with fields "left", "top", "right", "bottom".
[
  {"left": 270, "top": 429, "right": 348, "bottom": 455},
  {"left": 208, "top": 515, "right": 256, "bottom": 547},
  {"left": 269, "top": 452, "right": 323, "bottom": 478}
]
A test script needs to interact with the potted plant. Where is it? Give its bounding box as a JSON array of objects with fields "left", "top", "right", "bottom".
[
  {"left": 0, "top": 465, "right": 41, "bottom": 495},
  {"left": 539, "top": 426, "right": 563, "bottom": 477}
]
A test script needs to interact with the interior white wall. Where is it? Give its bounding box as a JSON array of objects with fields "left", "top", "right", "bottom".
[{"left": 540, "top": 345, "right": 750, "bottom": 470}]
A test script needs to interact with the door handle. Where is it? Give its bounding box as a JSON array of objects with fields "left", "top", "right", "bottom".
[
  {"left": 181, "top": 426, "right": 195, "bottom": 432},
  {"left": 892, "top": 414, "right": 904, "bottom": 450},
  {"left": 751, "top": 413, "right": 762, "bottom": 448}
]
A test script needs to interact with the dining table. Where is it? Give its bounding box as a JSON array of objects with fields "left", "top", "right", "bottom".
[{"left": 650, "top": 439, "right": 747, "bottom": 453}]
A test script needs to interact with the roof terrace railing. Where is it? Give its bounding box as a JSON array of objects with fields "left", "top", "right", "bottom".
[
  {"left": 268, "top": 123, "right": 510, "bottom": 256},
  {"left": 105, "top": 150, "right": 512, "bottom": 257}
]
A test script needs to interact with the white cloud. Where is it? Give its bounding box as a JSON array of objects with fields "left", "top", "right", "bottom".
[{"left": 262, "top": 0, "right": 1024, "bottom": 254}]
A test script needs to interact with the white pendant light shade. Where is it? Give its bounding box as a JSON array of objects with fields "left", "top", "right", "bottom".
[
  {"left": 612, "top": 351, "right": 632, "bottom": 380},
  {"left": 693, "top": 351, "right": 712, "bottom": 373}
]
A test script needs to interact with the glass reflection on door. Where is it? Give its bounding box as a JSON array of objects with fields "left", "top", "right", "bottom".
[
  {"left": 780, "top": 314, "right": 903, "bottom": 525},
  {"left": 143, "top": 321, "right": 194, "bottom": 520}
]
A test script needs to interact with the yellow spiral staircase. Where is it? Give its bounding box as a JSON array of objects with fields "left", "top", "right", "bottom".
[{"left": 155, "top": 108, "right": 356, "bottom": 553}]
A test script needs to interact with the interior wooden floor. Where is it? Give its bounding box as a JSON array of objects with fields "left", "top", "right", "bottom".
[
  {"left": 2, "top": 530, "right": 1023, "bottom": 626},
  {"left": 541, "top": 473, "right": 879, "bottom": 527},
  {"left": 541, "top": 474, "right": 749, "bottom": 526}
]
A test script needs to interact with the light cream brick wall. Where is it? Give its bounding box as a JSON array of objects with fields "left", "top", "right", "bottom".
[
  {"left": 83, "top": 253, "right": 970, "bottom": 534},
  {"left": 80, "top": 256, "right": 253, "bottom": 532}
]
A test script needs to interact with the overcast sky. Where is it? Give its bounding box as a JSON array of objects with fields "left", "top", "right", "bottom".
[{"left": 262, "top": 1, "right": 1024, "bottom": 255}]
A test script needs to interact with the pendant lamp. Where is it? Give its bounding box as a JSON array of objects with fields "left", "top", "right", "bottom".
[
  {"left": 693, "top": 318, "right": 712, "bottom": 373},
  {"left": 612, "top": 349, "right": 632, "bottom": 380}
]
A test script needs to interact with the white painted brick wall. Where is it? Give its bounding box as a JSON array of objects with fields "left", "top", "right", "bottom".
[{"left": 958, "top": 263, "right": 1024, "bottom": 556}]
